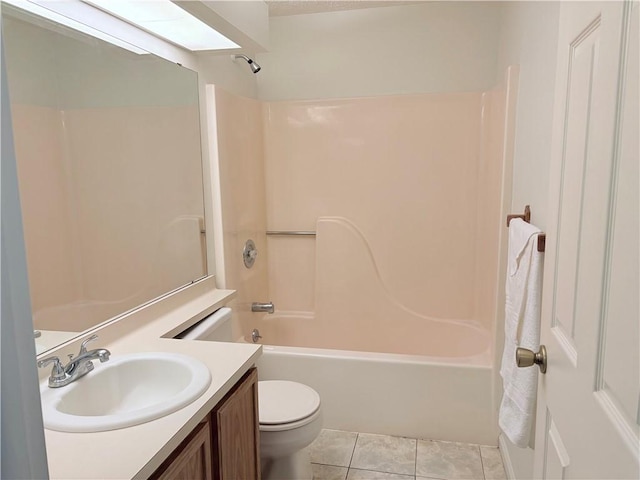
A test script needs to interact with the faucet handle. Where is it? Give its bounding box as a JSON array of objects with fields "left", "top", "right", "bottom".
[
  {"left": 37, "top": 356, "right": 65, "bottom": 380},
  {"left": 79, "top": 334, "right": 99, "bottom": 355},
  {"left": 37, "top": 355, "right": 62, "bottom": 369}
]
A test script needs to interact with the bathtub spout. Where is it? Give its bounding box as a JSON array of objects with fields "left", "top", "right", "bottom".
[{"left": 252, "top": 302, "right": 275, "bottom": 314}]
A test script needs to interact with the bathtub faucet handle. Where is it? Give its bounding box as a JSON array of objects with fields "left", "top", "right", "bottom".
[
  {"left": 251, "top": 302, "right": 275, "bottom": 314},
  {"left": 251, "top": 329, "right": 262, "bottom": 343}
]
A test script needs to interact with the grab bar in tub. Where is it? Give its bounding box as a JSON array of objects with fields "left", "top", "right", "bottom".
[{"left": 266, "top": 231, "right": 316, "bottom": 236}]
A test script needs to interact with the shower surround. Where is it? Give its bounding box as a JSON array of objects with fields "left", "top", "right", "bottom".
[
  {"left": 212, "top": 67, "right": 516, "bottom": 442},
  {"left": 263, "top": 91, "right": 502, "bottom": 332}
]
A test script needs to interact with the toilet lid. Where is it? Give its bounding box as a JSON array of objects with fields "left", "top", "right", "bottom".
[{"left": 258, "top": 381, "right": 321, "bottom": 425}]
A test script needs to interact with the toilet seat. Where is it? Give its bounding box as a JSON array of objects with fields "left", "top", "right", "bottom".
[
  {"left": 259, "top": 406, "right": 322, "bottom": 432},
  {"left": 258, "top": 381, "right": 321, "bottom": 432}
]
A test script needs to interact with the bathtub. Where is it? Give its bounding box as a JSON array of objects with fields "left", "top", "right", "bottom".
[{"left": 246, "top": 312, "right": 497, "bottom": 445}]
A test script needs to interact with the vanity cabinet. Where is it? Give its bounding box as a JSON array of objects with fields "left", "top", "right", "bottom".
[
  {"left": 211, "top": 367, "right": 260, "bottom": 480},
  {"left": 151, "top": 420, "right": 213, "bottom": 480},
  {"left": 150, "top": 367, "right": 260, "bottom": 480}
]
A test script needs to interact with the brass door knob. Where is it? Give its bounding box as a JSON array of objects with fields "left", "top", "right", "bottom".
[{"left": 516, "top": 345, "right": 547, "bottom": 374}]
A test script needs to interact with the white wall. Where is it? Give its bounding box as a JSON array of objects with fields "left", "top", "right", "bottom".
[
  {"left": 497, "top": 1, "right": 561, "bottom": 231},
  {"left": 200, "top": 2, "right": 503, "bottom": 102},
  {"left": 177, "top": 0, "right": 269, "bottom": 52},
  {"left": 256, "top": 2, "right": 503, "bottom": 101},
  {"left": 495, "top": 2, "right": 561, "bottom": 478},
  {"left": 3, "top": 17, "right": 199, "bottom": 109},
  {"left": 198, "top": 54, "right": 259, "bottom": 99},
  {"left": 21, "top": 0, "right": 199, "bottom": 70},
  {"left": 177, "top": 0, "right": 265, "bottom": 99}
]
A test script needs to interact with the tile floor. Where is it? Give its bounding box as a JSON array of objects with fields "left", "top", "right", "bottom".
[{"left": 308, "top": 429, "right": 507, "bottom": 480}]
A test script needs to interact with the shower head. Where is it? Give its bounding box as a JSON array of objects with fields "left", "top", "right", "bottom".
[{"left": 233, "top": 54, "right": 261, "bottom": 74}]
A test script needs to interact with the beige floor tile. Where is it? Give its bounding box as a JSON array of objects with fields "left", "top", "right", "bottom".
[
  {"left": 310, "top": 429, "right": 358, "bottom": 467},
  {"left": 347, "top": 468, "right": 415, "bottom": 479},
  {"left": 480, "top": 446, "right": 507, "bottom": 480},
  {"left": 416, "top": 440, "right": 483, "bottom": 480},
  {"left": 350, "top": 433, "right": 417, "bottom": 476},
  {"left": 313, "top": 463, "right": 349, "bottom": 480}
]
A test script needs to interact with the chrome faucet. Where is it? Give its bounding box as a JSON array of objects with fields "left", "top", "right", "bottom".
[
  {"left": 251, "top": 302, "right": 274, "bottom": 314},
  {"left": 37, "top": 334, "right": 111, "bottom": 388}
]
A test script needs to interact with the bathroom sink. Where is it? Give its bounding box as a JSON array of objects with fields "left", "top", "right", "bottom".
[{"left": 40, "top": 352, "right": 211, "bottom": 433}]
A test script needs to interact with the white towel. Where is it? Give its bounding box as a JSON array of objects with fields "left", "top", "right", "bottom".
[{"left": 499, "top": 218, "right": 544, "bottom": 448}]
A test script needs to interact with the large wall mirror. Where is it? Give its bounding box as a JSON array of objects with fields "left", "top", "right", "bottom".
[{"left": 2, "top": 6, "right": 208, "bottom": 354}]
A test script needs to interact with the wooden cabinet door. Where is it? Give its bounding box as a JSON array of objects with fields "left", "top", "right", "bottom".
[
  {"left": 211, "top": 368, "right": 260, "bottom": 480},
  {"left": 151, "top": 420, "right": 213, "bottom": 480}
]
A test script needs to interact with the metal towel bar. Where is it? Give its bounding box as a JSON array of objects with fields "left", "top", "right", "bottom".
[
  {"left": 266, "top": 231, "right": 316, "bottom": 236},
  {"left": 506, "top": 205, "right": 546, "bottom": 252}
]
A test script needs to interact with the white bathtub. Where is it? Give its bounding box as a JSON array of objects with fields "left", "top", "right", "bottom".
[{"left": 245, "top": 312, "right": 497, "bottom": 445}]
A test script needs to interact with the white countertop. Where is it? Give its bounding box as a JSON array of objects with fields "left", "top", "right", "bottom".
[{"left": 39, "top": 282, "right": 262, "bottom": 479}]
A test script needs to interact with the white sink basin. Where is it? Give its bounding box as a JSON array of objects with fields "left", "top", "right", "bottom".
[{"left": 40, "top": 352, "right": 211, "bottom": 433}]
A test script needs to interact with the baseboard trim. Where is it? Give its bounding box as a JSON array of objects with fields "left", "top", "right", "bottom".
[{"left": 498, "top": 433, "right": 517, "bottom": 480}]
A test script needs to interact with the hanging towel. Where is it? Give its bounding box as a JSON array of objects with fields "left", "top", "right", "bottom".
[{"left": 499, "top": 218, "right": 544, "bottom": 448}]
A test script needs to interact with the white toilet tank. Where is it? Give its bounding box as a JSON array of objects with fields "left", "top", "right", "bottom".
[{"left": 175, "top": 307, "right": 233, "bottom": 342}]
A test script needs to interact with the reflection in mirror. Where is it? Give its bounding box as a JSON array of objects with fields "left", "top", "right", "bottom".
[{"left": 3, "top": 6, "right": 208, "bottom": 354}]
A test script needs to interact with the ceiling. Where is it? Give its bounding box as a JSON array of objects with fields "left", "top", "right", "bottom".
[{"left": 266, "top": 1, "right": 423, "bottom": 17}]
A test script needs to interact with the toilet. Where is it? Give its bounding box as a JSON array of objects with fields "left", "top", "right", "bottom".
[{"left": 176, "top": 308, "right": 322, "bottom": 480}]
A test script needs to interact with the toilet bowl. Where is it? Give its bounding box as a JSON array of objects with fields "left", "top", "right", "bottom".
[
  {"left": 259, "top": 380, "right": 322, "bottom": 480},
  {"left": 176, "top": 308, "right": 323, "bottom": 480}
]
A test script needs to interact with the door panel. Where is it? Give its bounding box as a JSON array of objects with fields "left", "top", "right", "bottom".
[
  {"left": 552, "top": 15, "right": 601, "bottom": 359},
  {"left": 597, "top": 0, "right": 639, "bottom": 438},
  {"left": 542, "top": 411, "right": 570, "bottom": 480},
  {"left": 534, "top": 2, "right": 639, "bottom": 479}
]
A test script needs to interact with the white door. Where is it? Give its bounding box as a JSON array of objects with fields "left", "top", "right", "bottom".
[{"left": 532, "top": 1, "right": 639, "bottom": 479}]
